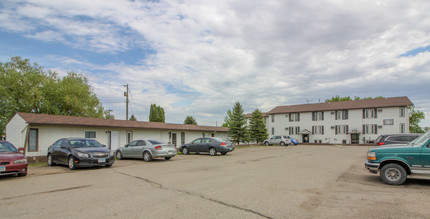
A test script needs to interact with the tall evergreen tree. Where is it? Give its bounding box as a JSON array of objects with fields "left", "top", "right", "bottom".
[
  {"left": 225, "top": 102, "right": 247, "bottom": 144},
  {"left": 249, "top": 109, "right": 268, "bottom": 143},
  {"left": 149, "top": 104, "right": 165, "bottom": 123},
  {"left": 129, "top": 114, "right": 137, "bottom": 121}
]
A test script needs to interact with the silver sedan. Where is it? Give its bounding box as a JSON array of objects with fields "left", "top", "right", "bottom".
[{"left": 115, "top": 139, "right": 177, "bottom": 162}]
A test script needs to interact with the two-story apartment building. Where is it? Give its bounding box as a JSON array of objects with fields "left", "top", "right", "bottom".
[{"left": 247, "top": 97, "right": 413, "bottom": 144}]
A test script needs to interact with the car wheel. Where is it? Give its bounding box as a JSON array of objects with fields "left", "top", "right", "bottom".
[
  {"left": 105, "top": 164, "right": 112, "bottom": 168},
  {"left": 380, "top": 163, "right": 407, "bottom": 185},
  {"left": 47, "top": 154, "right": 55, "bottom": 166},
  {"left": 116, "top": 151, "right": 123, "bottom": 160},
  {"left": 265, "top": 142, "right": 269, "bottom": 146},
  {"left": 164, "top": 157, "right": 172, "bottom": 160},
  {"left": 221, "top": 152, "right": 227, "bottom": 155},
  {"left": 182, "top": 147, "right": 189, "bottom": 155},
  {"left": 280, "top": 141, "right": 286, "bottom": 146},
  {"left": 143, "top": 151, "right": 152, "bottom": 162},
  {"left": 68, "top": 156, "right": 76, "bottom": 170},
  {"left": 18, "top": 172, "right": 27, "bottom": 177},
  {"left": 209, "top": 147, "right": 217, "bottom": 156}
]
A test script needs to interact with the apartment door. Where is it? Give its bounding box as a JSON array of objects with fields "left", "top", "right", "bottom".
[
  {"left": 351, "top": 134, "right": 359, "bottom": 144},
  {"left": 172, "top": 133, "right": 177, "bottom": 147}
]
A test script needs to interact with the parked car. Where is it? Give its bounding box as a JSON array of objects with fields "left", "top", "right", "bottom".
[
  {"left": 374, "top": 133, "right": 422, "bottom": 146},
  {"left": 47, "top": 138, "right": 115, "bottom": 170},
  {"left": 116, "top": 139, "right": 177, "bottom": 162},
  {"left": 263, "top": 135, "right": 292, "bottom": 146},
  {"left": 180, "top": 137, "right": 234, "bottom": 156},
  {"left": 365, "top": 131, "right": 430, "bottom": 185},
  {"left": 0, "top": 141, "right": 28, "bottom": 177}
]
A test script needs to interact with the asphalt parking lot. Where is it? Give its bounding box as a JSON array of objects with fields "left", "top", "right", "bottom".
[{"left": 1, "top": 145, "right": 430, "bottom": 218}]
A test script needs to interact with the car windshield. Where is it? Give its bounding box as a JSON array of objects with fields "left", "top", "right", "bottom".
[
  {"left": 148, "top": 140, "right": 165, "bottom": 145},
  {"left": 0, "top": 142, "right": 18, "bottom": 152},
  {"left": 410, "top": 132, "right": 430, "bottom": 146},
  {"left": 70, "top": 139, "right": 102, "bottom": 148}
]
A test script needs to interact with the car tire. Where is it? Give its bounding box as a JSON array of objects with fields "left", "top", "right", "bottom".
[
  {"left": 182, "top": 147, "right": 189, "bottom": 155},
  {"left": 380, "top": 163, "right": 407, "bottom": 185},
  {"left": 47, "top": 154, "right": 55, "bottom": 166},
  {"left": 280, "top": 142, "right": 286, "bottom": 146},
  {"left": 209, "top": 147, "right": 217, "bottom": 156},
  {"left": 143, "top": 151, "right": 152, "bottom": 162},
  {"left": 68, "top": 156, "right": 76, "bottom": 170},
  {"left": 265, "top": 142, "right": 270, "bottom": 146},
  {"left": 105, "top": 164, "right": 112, "bottom": 168},
  {"left": 164, "top": 157, "right": 172, "bottom": 160},
  {"left": 18, "top": 172, "right": 27, "bottom": 177},
  {"left": 116, "top": 151, "right": 123, "bottom": 160},
  {"left": 221, "top": 152, "right": 227, "bottom": 155}
]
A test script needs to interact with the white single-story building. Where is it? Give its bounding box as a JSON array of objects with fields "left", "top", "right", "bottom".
[{"left": 6, "top": 112, "right": 229, "bottom": 162}]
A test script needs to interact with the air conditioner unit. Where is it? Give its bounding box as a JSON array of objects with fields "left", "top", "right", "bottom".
[
  {"left": 285, "top": 114, "right": 288, "bottom": 117},
  {"left": 378, "top": 109, "right": 383, "bottom": 112},
  {"left": 378, "top": 125, "right": 382, "bottom": 128},
  {"left": 331, "top": 126, "right": 335, "bottom": 129},
  {"left": 331, "top": 111, "right": 335, "bottom": 114}
]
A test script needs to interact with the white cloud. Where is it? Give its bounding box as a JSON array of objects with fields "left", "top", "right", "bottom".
[{"left": 1, "top": 0, "right": 430, "bottom": 126}]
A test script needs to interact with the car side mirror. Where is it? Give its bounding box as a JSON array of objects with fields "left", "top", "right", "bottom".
[
  {"left": 18, "top": 147, "right": 24, "bottom": 153},
  {"left": 101, "top": 144, "right": 106, "bottom": 147},
  {"left": 125, "top": 144, "right": 129, "bottom": 147},
  {"left": 60, "top": 145, "right": 68, "bottom": 149}
]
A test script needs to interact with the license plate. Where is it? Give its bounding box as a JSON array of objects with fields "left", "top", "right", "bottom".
[
  {"left": 0, "top": 166, "right": 5, "bottom": 172},
  {"left": 98, "top": 158, "right": 106, "bottom": 163},
  {"left": 168, "top": 151, "right": 173, "bottom": 154}
]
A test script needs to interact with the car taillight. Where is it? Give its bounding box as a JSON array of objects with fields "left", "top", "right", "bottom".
[
  {"left": 220, "top": 142, "right": 226, "bottom": 146},
  {"left": 155, "top": 146, "right": 162, "bottom": 150},
  {"left": 377, "top": 142, "right": 384, "bottom": 146}
]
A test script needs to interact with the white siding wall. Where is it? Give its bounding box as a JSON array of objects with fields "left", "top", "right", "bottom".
[{"left": 5, "top": 114, "right": 27, "bottom": 148}]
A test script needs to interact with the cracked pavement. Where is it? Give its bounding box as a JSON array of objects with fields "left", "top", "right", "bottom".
[{"left": 2, "top": 145, "right": 430, "bottom": 218}]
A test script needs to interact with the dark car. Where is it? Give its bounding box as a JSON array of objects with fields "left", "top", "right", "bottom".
[
  {"left": 47, "top": 138, "right": 115, "bottom": 170},
  {"left": 0, "top": 141, "right": 28, "bottom": 177},
  {"left": 180, "top": 137, "right": 234, "bottom": 156},
  {"left": 374, "top": 134, "right": 421, "bottom": 146}
]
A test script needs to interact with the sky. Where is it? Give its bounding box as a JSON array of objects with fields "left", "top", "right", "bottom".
[{"left": 1, "top": 0, "right": 430, "bottom": 127}]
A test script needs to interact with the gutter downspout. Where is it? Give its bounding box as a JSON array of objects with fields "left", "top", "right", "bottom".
[{"left": 22, "top": 124, "right": 30, "bottom": 156}]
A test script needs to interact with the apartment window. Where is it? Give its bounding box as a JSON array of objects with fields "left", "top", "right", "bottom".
[
  {"left": 289, "top": 113, "right": 300, "bottom": 122},
  {"left": 336, "top": 110, "right": 348, "bottom": 120},
  {"left": 272, "top": 127, "right": 275, "bottom": 135},
  {"left": 400, "top": 123, "right": 405, "bottom": 133},
  {"left": 363, "top": 108, "right": 377, "bottom": 119},
  {"left": 335, "top": 125, "right": 349, "bottom": 135},
  {"left": 181, "top": 132, "right": 185, "bottom": 145},
  {"left": 28, "top": 128, "right": 38, "bottom": 152},
  {"left": 399, "top": 107, "right": 406, "bottom": 118},
  {"left": 271, "top": 115, "right": 275, "bottom": 123},
  {"left": 85, "top": 131, "right": 96, "bottom": 138},
  {"left": 312, "top": 126, "right": 324, "bottom": 135},
  {"left": 126, "top": 131, "right": 133, "bottom": 143},
  {"left": 363, "top": 124, "right": 378, "bottom": 134},
  {"left": 288, "top": 126, "right": 300, "bottom": 135},
  {"left": 312, "top": 112, "right": 324, "bottom": 121}
]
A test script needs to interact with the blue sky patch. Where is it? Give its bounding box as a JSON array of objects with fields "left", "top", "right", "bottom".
[{"left": 399, "top": 45, "right": 430, "bottom": 57}]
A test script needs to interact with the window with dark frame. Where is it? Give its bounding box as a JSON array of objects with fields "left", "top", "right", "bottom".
[
  {"left": 85, "top": 131, "right": 96, "bottom": 138},
  {"left": 28, "top": 128, "right": 38, "bottom": 152}
]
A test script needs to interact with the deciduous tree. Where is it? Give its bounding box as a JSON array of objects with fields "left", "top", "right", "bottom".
[{"left": 184, "top": 116, "right": 197, "bottom": 125}]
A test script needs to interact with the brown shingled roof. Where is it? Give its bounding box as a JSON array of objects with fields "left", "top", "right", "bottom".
[
  {"left": 17, "top": 112, "right": 228, "bottom": 132},
  {"left": 268, "top": 96, "right": 413, "bottom": 115}
]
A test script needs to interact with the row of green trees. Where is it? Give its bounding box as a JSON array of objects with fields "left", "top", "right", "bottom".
[{"left": 0, "top": 57, "right": 105, "bottom": 135}]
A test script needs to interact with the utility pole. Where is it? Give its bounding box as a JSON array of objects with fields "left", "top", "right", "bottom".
[{"left": 123, "top": 84, "right": 129, "bottom": 120}]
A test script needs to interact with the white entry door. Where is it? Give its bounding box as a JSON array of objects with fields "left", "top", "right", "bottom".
[{"left": 111, "top": 131, "right": 120, "bottom": 151}]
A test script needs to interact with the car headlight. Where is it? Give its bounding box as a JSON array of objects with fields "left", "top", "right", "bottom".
[
  {"left": 77, "top": 152, "right": 89, "bottom": 158},
  {"left": 367, "top": 151, "right": 376, "bottom": 160},
  {"left": 13, "top": 158, "right": 27, "bottom": 164}
]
